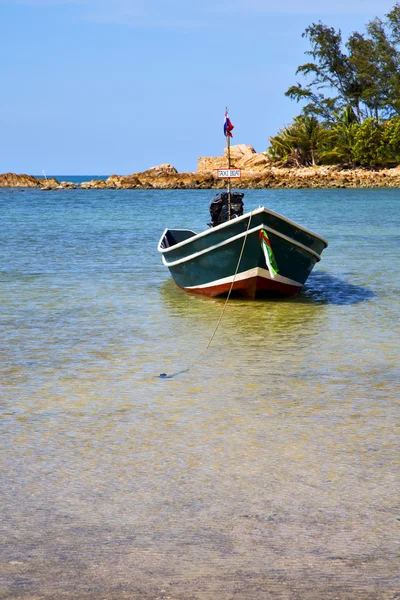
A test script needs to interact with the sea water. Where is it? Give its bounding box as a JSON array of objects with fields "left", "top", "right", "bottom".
[{"left": 1, "top": 187, "right": 399, "bottom": 599}]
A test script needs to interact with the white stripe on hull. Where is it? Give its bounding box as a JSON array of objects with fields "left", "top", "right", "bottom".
[
  {"left": 161, "top": 222, "right": 322, "bottom": 269},
  {"left": 158, "top": 206, "right": 328, "bottom": 255},
  {"left": 184, "top": 267, "right": 302, "bottom": 291}
]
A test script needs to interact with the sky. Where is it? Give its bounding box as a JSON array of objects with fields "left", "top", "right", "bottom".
[{"left": 1, "top": 0, "right": 398, "bottom": 175}]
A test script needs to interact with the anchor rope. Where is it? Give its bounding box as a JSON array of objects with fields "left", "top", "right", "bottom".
[{"left": 160, "top": 210, "right": 254, "bottom": 378}]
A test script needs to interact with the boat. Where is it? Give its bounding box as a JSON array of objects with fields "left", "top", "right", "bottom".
[{"left": 157, "top": 111, "right": 328, "bottom": 300}]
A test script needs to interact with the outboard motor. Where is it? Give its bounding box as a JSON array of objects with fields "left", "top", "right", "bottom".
[{"left": 208, "top": 192, "right": 244, "bottom": 227}]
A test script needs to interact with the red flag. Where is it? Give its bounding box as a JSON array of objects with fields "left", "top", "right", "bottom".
[{"left": 224, "top": 110, "right": 234, "bottom": 137}]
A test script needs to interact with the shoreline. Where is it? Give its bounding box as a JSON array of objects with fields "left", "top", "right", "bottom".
[{"left": 2, "top": 165, "right": 400, "bottom": 190}]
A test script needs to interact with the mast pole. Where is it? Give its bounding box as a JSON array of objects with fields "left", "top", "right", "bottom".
[{"left": 226, "top": 108, "right": 231, "bottom": 220}]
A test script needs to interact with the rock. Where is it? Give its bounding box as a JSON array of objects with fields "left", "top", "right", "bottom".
[
  {"left": 241, "top": 152, "right": 273, "bottom": 170},
  {"left": 119, "top": 175, "right": 142, "bottom": 188},
  {"left": 40, "top": 178, "right": 59, "bottom": 190},
  {"left": 80, "top": 179, "right": 107, "bottom": 189},
  {"left": 105, "top": 175, "right": 121, "bottom": 188},
  {"left": 58, "top": 181, "right": 77, "bottom": 189},
  {"left": 2, "top": 157, "right": 400, "bottom": 191},
  {"left": 197, "top": 155, "right": 228, "bottom": 172},
  {"left": 142, "top": 164, "right": 178, "bottom": 176},
  {"left": 198, "top": 146, "right": 265, "bottom": 173},
  {"left": 0, "top": 172, "right": 42, "bottom": 187},
  {"left": 0, "top": 173, "right": 59, "bottom": 189},
  {"left": 223, "top": 144, "right": 256, "bottom": 162}
]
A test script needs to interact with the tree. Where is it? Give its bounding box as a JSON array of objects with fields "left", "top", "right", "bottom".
[
  {"left": 285, "top": 23, "right": 353, "bottom": 123},
  {"left": 268, "top": 114, "right": 326, "bottom": 166},
  {"left": 286, "top": 3, "right": 400, "bottom": 124},
  {"left": 381, "top": 117, "right": 400, "bottom": 162},
  {"left": 352, "top": 119, "right": 384, "bottom": 166},
  {"left": 319, "top": 106, "right": 358, "bottom": 164}
]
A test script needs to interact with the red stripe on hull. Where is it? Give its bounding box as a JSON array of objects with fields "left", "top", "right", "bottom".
[{"left": 178, "top": 275, "right": 302, "bottom": 299}]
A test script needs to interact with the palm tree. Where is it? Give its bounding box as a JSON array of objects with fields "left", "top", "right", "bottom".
[
  {"left": 320, "top": 106, "right": 357, "bottom": 164},
  {"left": 268, "top": 114, "right": 325, "bottom": 166}
]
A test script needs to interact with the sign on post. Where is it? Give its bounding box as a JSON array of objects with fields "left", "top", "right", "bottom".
[{"left": 217, "top": 169, "right": 241, "bottom": 179}]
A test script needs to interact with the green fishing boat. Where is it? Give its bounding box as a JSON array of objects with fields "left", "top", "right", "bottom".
[{"left": 158, "top": 110, "right": 328, "bottom": 299}]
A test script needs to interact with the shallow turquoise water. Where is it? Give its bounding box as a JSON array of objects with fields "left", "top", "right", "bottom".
[{"left": 1, "top": 188, "right": 399, "bottom": 598}]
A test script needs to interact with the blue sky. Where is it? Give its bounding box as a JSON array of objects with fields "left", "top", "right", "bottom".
[{"left": 1, "top": 0, "right": 397, "bottom": 175}]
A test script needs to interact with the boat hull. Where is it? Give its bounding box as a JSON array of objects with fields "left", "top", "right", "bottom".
[
  {"left": 178, "top": 268, "right": 302, "bottom": 299},
  {"left": 158, "top": 207, "right": 328, "bottom": 299}
]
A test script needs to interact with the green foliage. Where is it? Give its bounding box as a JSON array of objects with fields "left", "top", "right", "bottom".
[
  {"left": 381, "top": 117, "right": 400, "bottom": 161},
  {"left": 319, "top": 106, "right": 357, "bottom": 164},
  {"left": 269, "top": 111, "right": 400, "bottom": 167},
  {"left": 268, "top": 114, "right": 326, "bottom": 166},
  {"left": 269, "top": 3, "right": 400, "bottom": 167},
  {"left": 285, "top": 3, "right": 400, "bottom": 123},
  {"left": 352, "top": 118, "right": 384, "bottom": 165}
]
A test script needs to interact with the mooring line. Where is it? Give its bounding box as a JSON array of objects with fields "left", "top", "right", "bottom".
[{"left": 159, "top": 210, "right": 254, "bottom": 379}]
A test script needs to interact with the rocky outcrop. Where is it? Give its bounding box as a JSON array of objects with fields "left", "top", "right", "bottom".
[
  {"left": 2, "top": 150, "right": 400, "bottom": 190},
  {"left": 68, "top": 165, "right": 400, "bottom": 190},
  {"left": 142, "top": 163, "right": 178, "bottom": 176},
  {"left": 80, "top": 179, "right": 108, "bottom": 189},
  {"left": 241, "top": 152, "right": 273, "bottom": 170},
  {"left": 225, "top": 144, "right": 256, "bottom": 161},
  {"left": 198, "top": 145, "right": 272, "bottom": 174},
  {"left": 0, "top": 172, "right": 43, "bottom": 187},
  {"left": 40, "top": 178, "right": 60, "bottom": 190},
  {"left": 196, "top": 155, "right": 228, "bottom": 172},
  {"left": 0, "top": 173, "right": 60, "bottom": 188},
  {"left": 58, "top": 181, "right": 77, "bottom": 189}
]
